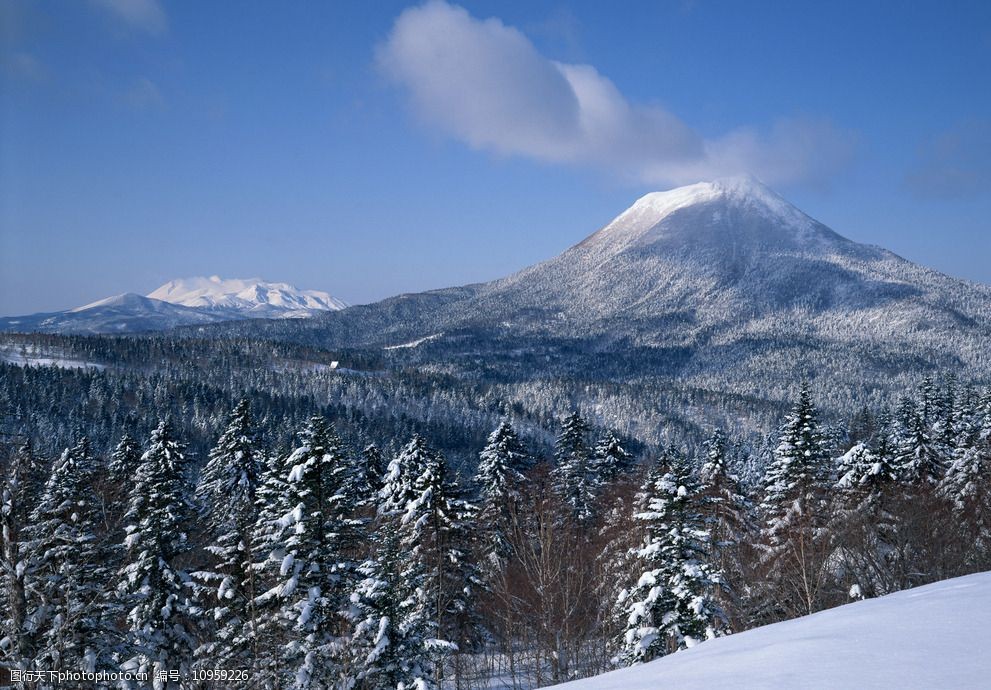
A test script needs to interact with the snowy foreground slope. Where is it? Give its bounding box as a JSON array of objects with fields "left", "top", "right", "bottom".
[{"left": 558, "top": 572, "right": 991, "bottom": 689}]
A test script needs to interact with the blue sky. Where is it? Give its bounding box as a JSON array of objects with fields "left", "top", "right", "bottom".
[{"left": 1, "top": 0, "right": 990, "bottom": 315}]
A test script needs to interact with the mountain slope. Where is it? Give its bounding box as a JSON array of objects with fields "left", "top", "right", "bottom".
[
  {"left": 558, "top": 571, "right": 991, "bottom": 689},
  {"left": 0, "top": 293, "right": 222, "bottom": 335},
  {"left": 200, "top": 178, "right": 991, "bottom": 385}
]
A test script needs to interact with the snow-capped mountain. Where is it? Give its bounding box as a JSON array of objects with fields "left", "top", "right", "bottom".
[
  {"left": 0, "top": 278, "right": 347, "bottom": 335},
  {"left": 148, "top": 276, "right": 348, "bottom": 316},
  {"left": 205, "top": 177, "right": 991, "bottom": 397}
]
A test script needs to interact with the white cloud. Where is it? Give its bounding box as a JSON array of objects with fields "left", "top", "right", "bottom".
[
  {"left": 378, "top": 1, "right": 854, "bottom": 188},
  {"left": 91, "top": 0, "right": 167, "bottom": 35}
]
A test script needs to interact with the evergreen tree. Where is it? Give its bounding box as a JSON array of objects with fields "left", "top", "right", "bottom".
[
  {"left": 29, "top": 438, "right": 118, "bottom": 673},
  {"left": 616, "top": 450, "right": 726, "bottom": 664},
  {"left": 1, "top": 440, "right": 44, "bottom": 674},
  {"left": 255, "top": 416, "right": 359, "bottom": 689},
  {"left": 551, "top": 412, "right": 597, "bottom": 525},
  {"left": 108, "top": 433, "right": 142, "bottom": 483},
  {"left": 403, "top": 448, "right": 482, "bottom": 681},
  {"left": 379, "top": 435, "right": 433, "bottom": 517},
  {"left": 193, "top": 400, "right": 265, "bottom": 672},
  {"left": 249, "top": 448, "right": 296, "bottom": 683},
  {"left": 118, "top": 421, "right": 195, "bottom": 689},
  {"left": 349, "top": 443, "right": 388, "bottom": 509},
  {"left": 592, "top": 430, "right": 634, "bottom": 485},
  {"left": 349, "top": 436, "right": 459, "bottom": 690},
  {"left": 697, "top": 430, "right": 750, "bottom": 614},
  {"left": 939, "top": 390, "right": 988, "bottom": 511},
  {"left": 757, "top": 383, "right": 833, "bottom": 619},
  {"left": 895, "top": 407, "right": 946, "bottom": 486},
  {"left": 836, "top": 442, "right": 895, "bottom": 494},
  {"left": 474, "top": 421, "right": 528, "bottom": 567},
  {"left": 348, "top": 528, "right": 435, "bottom": 690}
]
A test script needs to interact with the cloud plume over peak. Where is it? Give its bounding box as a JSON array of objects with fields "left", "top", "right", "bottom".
[{"left": 378, "top": 1, "right": 854, "bottom": 188}]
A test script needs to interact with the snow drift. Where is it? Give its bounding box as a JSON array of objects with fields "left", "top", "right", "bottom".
[{"left": 558, "top": 571, "right": 991, "bottom": 689}]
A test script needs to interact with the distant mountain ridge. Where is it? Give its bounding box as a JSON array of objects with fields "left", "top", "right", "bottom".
[
  {"left": 147, "top": 276, "right": 348, "bottom": 316},
  {"left": 5, "top": 179, "right": 991, "bottom": 401},
  {"left": 0, "top": 277, "right": 347, "bottom": 335}
]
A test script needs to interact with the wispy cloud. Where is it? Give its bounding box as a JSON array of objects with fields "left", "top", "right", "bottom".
[
  {"left": 377, "top": 1, "right": 855, "bottom": 188},
  {"left": 906, "top": 120, "right": 991, "bottom": 200},
  {"left": 122, "top": 76, "right": 164, "bottom": 108},
  {"left": 91, "top": 0, "right": 167, "bottom": 35},
  {"left": 2, "top": 52, "right": 47, "bottom": 81}
]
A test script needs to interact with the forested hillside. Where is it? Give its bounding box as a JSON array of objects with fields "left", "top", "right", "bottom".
[{"left": 2, "top": 375, "right": 989, "bottom": 687}]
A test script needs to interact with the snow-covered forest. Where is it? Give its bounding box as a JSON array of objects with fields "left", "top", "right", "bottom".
[{"left": 2, "top": 374, "right": 989, "bottom": 688}]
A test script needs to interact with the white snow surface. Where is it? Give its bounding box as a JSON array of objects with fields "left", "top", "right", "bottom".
[
  {"left": 557, "top": 572, "right": 991, "bottom": 690},
  {"left": 0, "top": 346, "right": 105, "bottom": 370},
  {"left": 147, "top": 276, "right": 347, "bottom": 315}
]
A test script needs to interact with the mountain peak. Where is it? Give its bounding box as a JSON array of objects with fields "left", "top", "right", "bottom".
[
  {"left": 585, "top": 178, "right": 821, "bottom": 254},
  {"left": 147, "top": 276, "right": 348, "bottom": 314},
  {"left": 626, "top": 176, "right": 809, "bottom": 227}
]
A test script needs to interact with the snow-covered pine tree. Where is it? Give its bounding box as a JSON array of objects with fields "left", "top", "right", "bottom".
[
  {"left": 348, "top": 527, "right": 434, "bottom": 690},
  {"left": 28, "top": 437, "right": 118, "bottom": 674},
  {"left": 616, "top": 449, "right": 727, "bottom": 665},
  {"left": 255, "top": 416, "right": 360, "bottom": 689},
  {"left": 474, "top": 421, "right": 529, "bottom": 567},
  {"left": 895, "top": 406, "right": 947, "bottom": 487},
  {"left": 939, "top": 389, "right": 988, "bottom": 511},
  {"left": 592, "top": 430, "right": 634, "bottom": 486},
  {"left": 697, "top": 430, "right": 750, "bottom": 617},
  {"left": 1, "top": 440, "right": 44, "bottom": 674},
  {"left": 551, "top": 412, "right": 597, "bottom": 526},
  {"left": 379, "top": 435, "right": 432, "bottom": 517},
  {"left": 757, "top": 383, "right": 834, "bottom": 619},
  {"left": 349, "top": 443, "right": 388, "bottom": 509},
  {"left": 349, "top": 435, "right": 456, "bottom": 690},
  {"left": 118, "top": 421, "right": 195, "bottom": 689},
  {"left": 699, "top": 430, "right": 749, "bottom": 534},
  {"left": 248, "top": 447, "right": 296, "bottom": 683},
  {"left": 192, "top": 399, "right": 265, "bottom": 672},
  {"left": 401, "top": 446, "right": 482, "bottom": 683},
  {"left": 108, "top": 433, "right": 142, "bottom": 483}
]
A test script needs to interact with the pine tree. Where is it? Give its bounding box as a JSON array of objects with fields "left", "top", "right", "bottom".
[
  {"left": 895, "top": 407, "right": 946, "bottom": 486},
  {"left": 108, "top": 433, "right": 142, "bottom": 483},
  {"left": 402, "top": 447, "right": 482, "bottom": 682},
  {"left": 939, "top": 389, "right": 988, "bottom": 511},
  {"left": 697, "top": 430, "right": 750, "bottom": 616},
  {"left": 757, "top": 383, "right": 833, "bottom": 619},
  {"left": 29, "top": 437, "right": 118, "bottom": 673},
  {"left": 836, "top": 443, "right": 877, "bottom": 491},
  {"left": 348, "top": 528, "right": 434, "bottom": 690},
  {"left": 551, "top": 412, "right": 597, "bottom": 525},
  {"left": 475, "top": 421, "right": 528, "bottom": 567},
  {"left": 118, "top": 421, "right": 195, "bottom": 689},
  {"left": 592, "top": 430, "right": 634, "bottom": 485},
  {"left": 1, "top": 440, "right": 44, "bottom": 674},
  {"left": 349, "top": 436, "right": 457, "bottom": 690},
  {"left": 249, "top": 448, "right": 296, "bottom": 683},
  {"left": 349, "top": 443, "right": 388, "bottom": 509},
  {"left": 379, "top": 435, "right": 433, "bottom": 517},
  {"left": 616, "top": 450, "right": 726, "bottom": 664},
  {"left": 255, "top": 416, "right": 359, "bottom": 689},
  {"left": 193, "top": 400, "right": 265, "bottom": 672}
]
